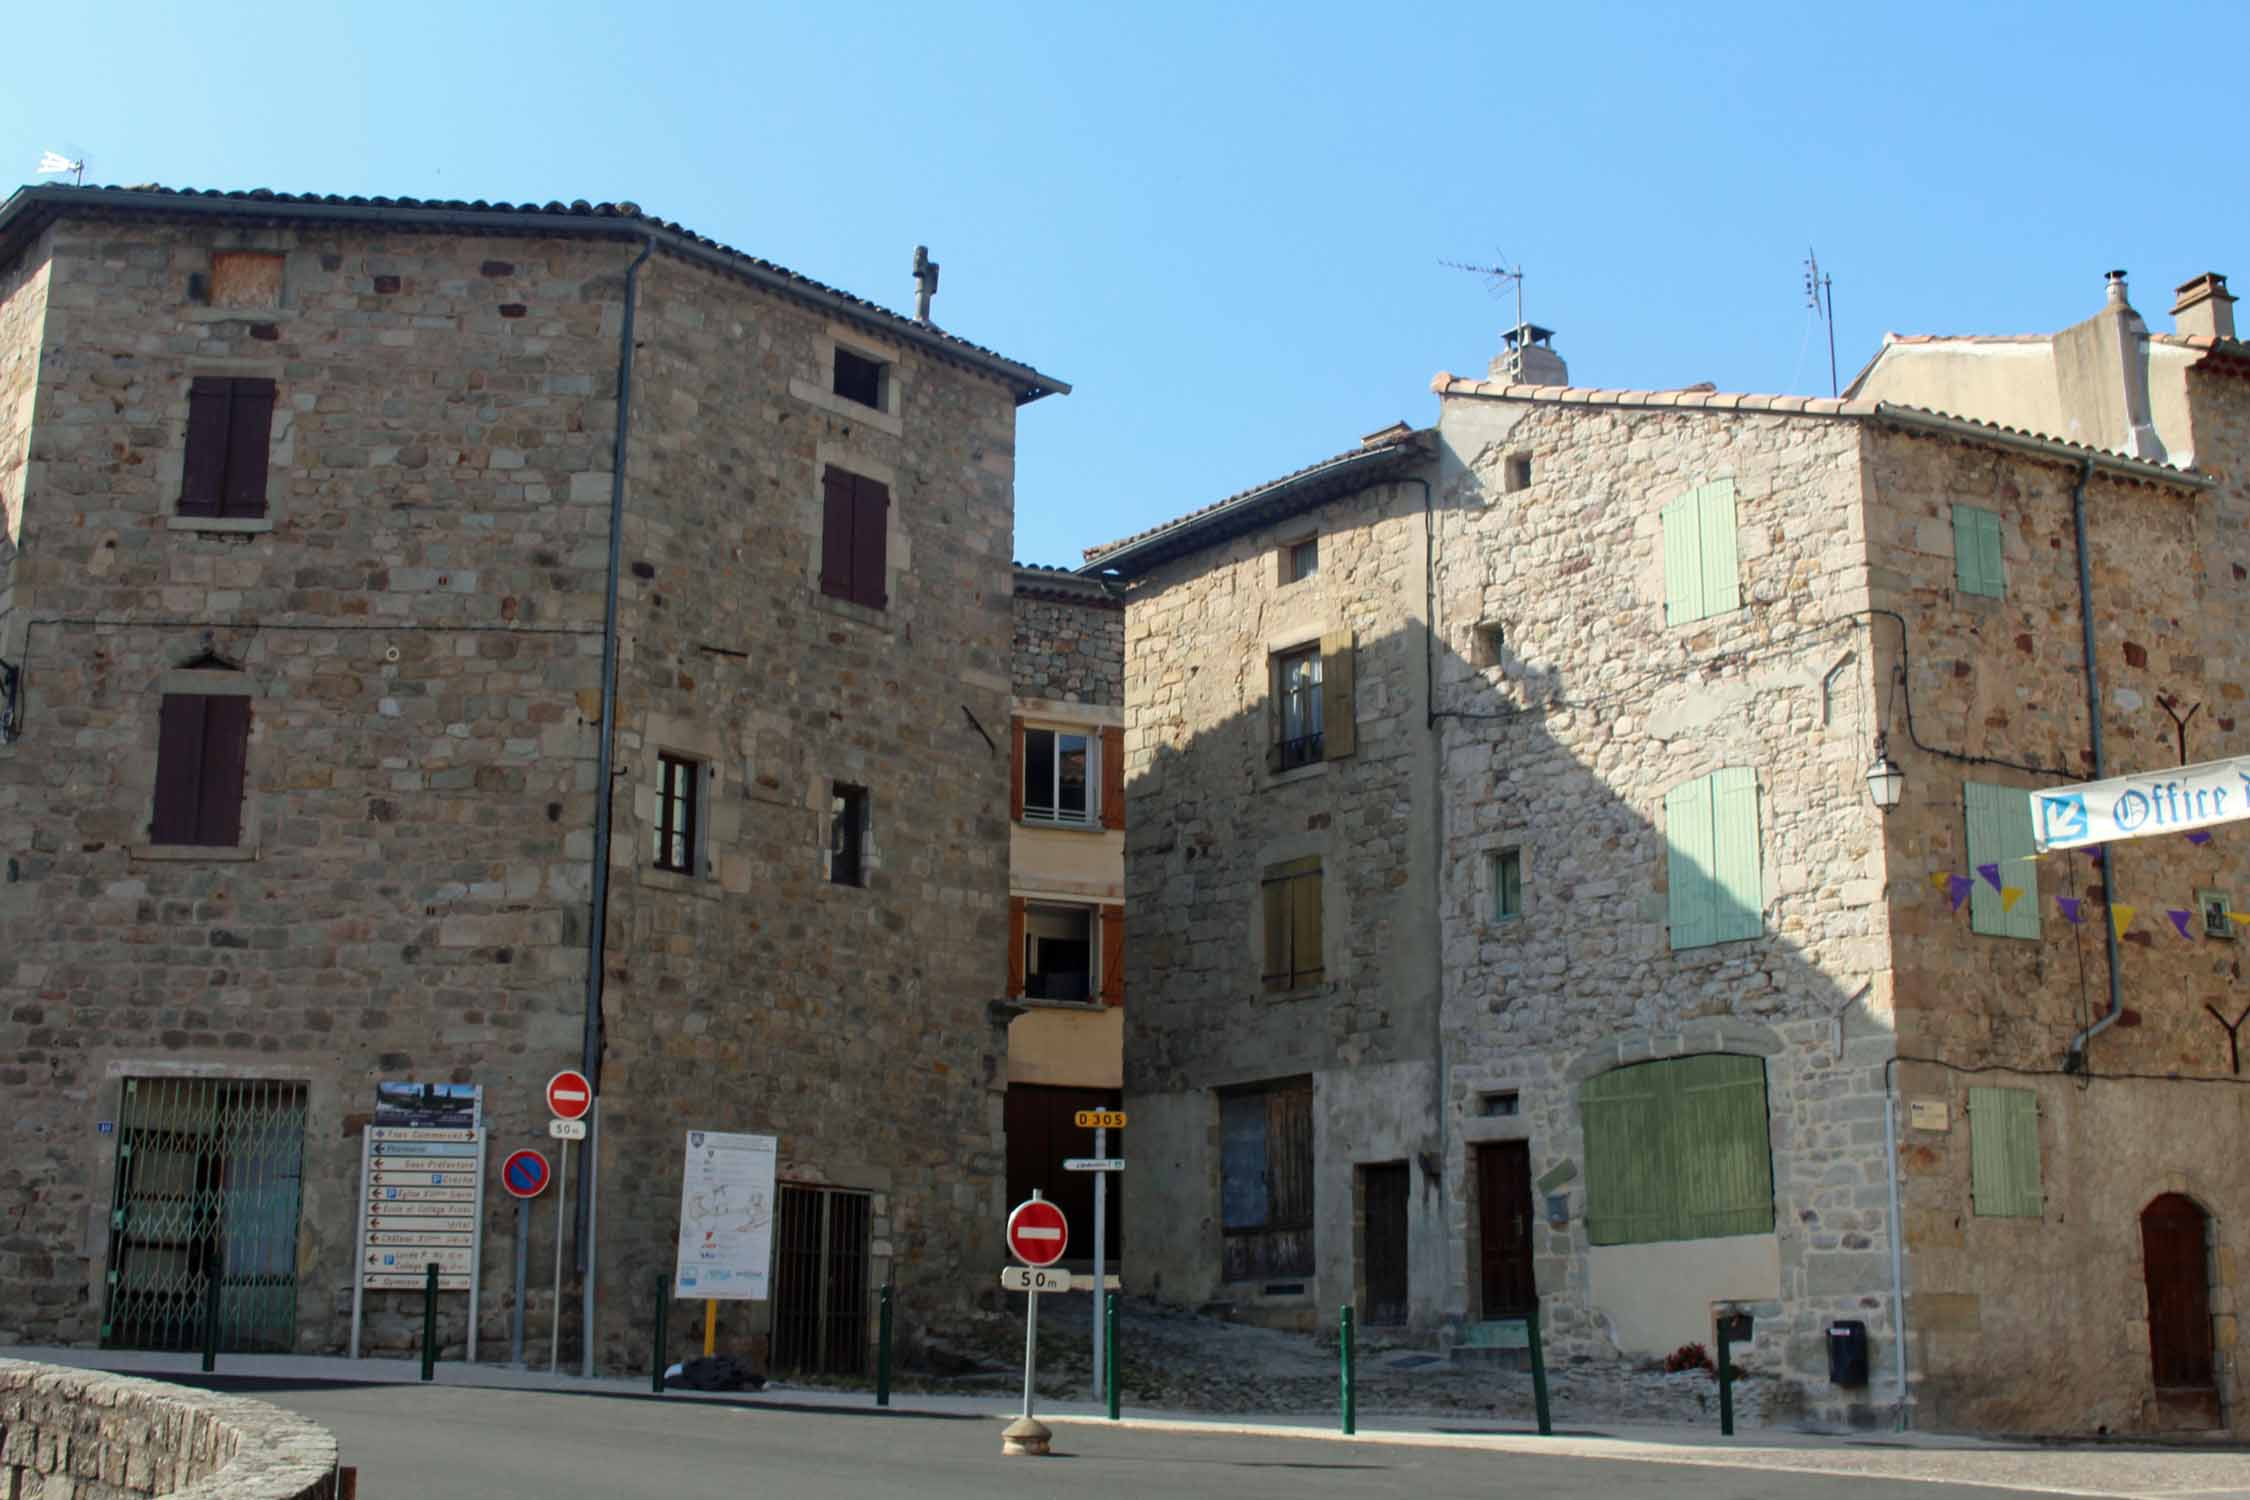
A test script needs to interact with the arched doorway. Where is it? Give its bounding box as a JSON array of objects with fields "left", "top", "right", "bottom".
[{"left": 2141, "top": 1194, "right": 2217, "bottom": 1425}]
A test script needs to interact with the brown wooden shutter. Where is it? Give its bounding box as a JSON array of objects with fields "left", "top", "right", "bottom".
[
  {"left": 221, "top": 379, "right": 276, "bottom": 518},
  {"left": 1010, "top": 717, "right": 1027, "bottom": 821},
  {"left": 196, "top": 696, "right": 251, "bottom": 845},
  {"left": 1007, "top": 896, "right": 1027, "bottom": 997},
  {"left": 1320, "top": 628, "right": 1355, "bottom": 760},
  {"left": 1099, "top": 904, "right": 1125, "bottom": 1007},
  {"left": 819, "top": 468, "right": 854, "bottom": 598},
  {"left": 180, "top": 379, "right": 232, "bottom": 516},
  {"left": 852, "top": 476, "right": 890, "bottom": 609},
  {"left": 151, "top": 694, "right": 209, "bottom": 843},
  {"left": 1100, "top": 726, "right": 1124, "bottom": 831}
]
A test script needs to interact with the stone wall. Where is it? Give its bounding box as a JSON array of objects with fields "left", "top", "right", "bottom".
[
  {"left": 0, "top": 1360, "right": 338, "bottom": 1500},
  {"left": 0, "top": 224, "right": 46, "bottom": 625},
  {"left": 1430, "top": 394, "right": 1898, "bottom": 1424},
  {"left": 1011, "top": 573, "right": 1123, "bottom": 706},
  {"left": 1867, "top": 419, "right": 2249, "bottom": 1435},
  {"left": 1119, "top": 473, "right": 1448, "bottom": 1326},
  {"left": 0, "top": 207, "right": 1037, "bottom": 1371}
]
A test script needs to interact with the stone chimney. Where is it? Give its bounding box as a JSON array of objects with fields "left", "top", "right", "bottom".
[
  {"left": 2054, "top": 272, "right": 2165, "bottom": 461},
  {"left": 2173, "top": 272, "right": 2237, "bottom": 340},
  {"left": 1489, "top": 324, "right": 1569, "bottom": 386}
]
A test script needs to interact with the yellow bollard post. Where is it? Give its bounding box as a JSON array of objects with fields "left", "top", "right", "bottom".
[{"left": 703, "top": 1300, "right": 717, "bottom": 1358}]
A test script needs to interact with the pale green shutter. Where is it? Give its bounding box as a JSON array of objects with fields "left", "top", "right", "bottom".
[
  {"left": 1666, "top": 777, "right": 1717, "bottom": 950},
  {"left": 1968, "top": 1086, "right": 2043, "bottom": 1217},
  {"left": 1674, "top": 1054, "right": 1775, "bottom": 1239},
  {"left": 1953, "top": 505, "right": 2005, "bottom": 598},
  {"left": 1581, "top": 1065, "right": 1672, "bottom": 1246},
  {"left": 1696, "top": 480, "right": 1740, "bottom": 616},
  {"left": 1661, "top": 493, "right": 1703, "bottom": 626},
  {"left": 1965, "top": 782, "right": 2039, "bottom": 939},
  {"left": 1710, "top": 766, "right": 1762, "bottom": 942}
]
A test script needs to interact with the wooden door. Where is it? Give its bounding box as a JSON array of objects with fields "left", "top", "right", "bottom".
[
  {"left": 2142, "top": 1193, "right": 2216, "bottom": 1391},
  {"left": 1360, "top": 1163, "right": 1410, "bottom": 1326},
  {"left": 1004, "top": 1084, "right": 1122, "bottom": 1262},
  {"left": 1477, "top": 1142, "right": 1537, "bottom": 1317}
]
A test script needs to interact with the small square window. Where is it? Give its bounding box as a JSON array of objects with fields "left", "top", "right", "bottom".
[
  {"left": 1477, "top": 1090, "right": 1520, "bottom": 1118},
  {"left": 208, "top": 251, "right": 284, "bottom": 310},
  {"left": 1490, "top": 847, "right": 1523, "bottom": 921},
  {"left": 1505, "top": 454, "right": 1532, "bottom": 492},
  {"left": 830, "top": 782, "right": 869, "bottom": 887},
  {"left": 833, "top": 347, "right": 885, "bottom": 410},
  {"left": 1475, "top": 622, "right": 1506, "bottom": 669},
  {"left": 1283, "top": 536, "right": 1319, "bottom": 584},
  {"left": 653, "top": 752, "right": 703, "bottom": 874},
  {"left": 2199, "top": 889, "right": 2234, "bottom": 940}
]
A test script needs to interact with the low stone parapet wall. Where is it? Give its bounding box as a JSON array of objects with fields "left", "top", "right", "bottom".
[{"left": 0, "top": 1359, "right": 340, "bottom": 1499}]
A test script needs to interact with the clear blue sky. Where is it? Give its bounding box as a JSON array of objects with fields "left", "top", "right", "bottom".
[{"left": 10, "top": 2, "right": 2245, "bottom": 568}]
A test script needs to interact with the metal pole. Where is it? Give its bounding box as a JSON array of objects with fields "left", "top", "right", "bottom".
[
  {"left": 551, "top": 1136, "right": 569, "bottom": 1375},
  {"left": 199, "top": 1265, "right": 220, "bottom": 1374},
  {"left": 1339, "top": 1305, "right": 1355, "bottom": 1435},
  {"left": 876, "top": 1283, "right": 894, "bottom": 1407},
  {"left": 651, "top": 1273, "right": 669, "bottom": 1395},
  {"left": 1527, "top": 1299, "right": 1552, "bottom": 1436},
  {"left": 420, "top": 1262, "right": 439, "bottom": 1382},
  {"left": 581, "top": 1101, "right": 599, "bottom": 1379},
  {"left": 1717, "top": 1321, "right": 1735, "bottom": 1437},
  {"left": 468, "top": 1128, "right": 486, "bottom": 1365},
  {"left": 1021, "top": 1288, "right": 1040, "bottom": 1421},
  {"left": 511, "top": 1197, "right": 530, "bottom": 1369},
  {"left": 1105, "top": 1292, "right": 1119, "bottom": 1421},
  {"left": 349, "top": 1130, "right": 371, "bottom": 1359},
  {"left": 1091, "top": 1123, "right": 1106, "bottom": 1403}
]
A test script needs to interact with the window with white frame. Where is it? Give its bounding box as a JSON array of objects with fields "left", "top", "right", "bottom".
[{"left": 1023, "top": 726, "right": 1095, "bottom": 825}]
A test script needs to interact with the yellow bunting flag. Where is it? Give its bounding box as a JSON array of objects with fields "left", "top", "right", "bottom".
[
  {"left": 1929, "top": 872, "right": 1952, "bottom": 893},
  {"left": 2233, "top": 912, "right": 2250, "bottom": 928},
  {"left": 2110, "top": 905, "right": 2137, "bottom": 939},
  {"left": 2001, "top": 887, "right": 2025, "bottom": 912}
]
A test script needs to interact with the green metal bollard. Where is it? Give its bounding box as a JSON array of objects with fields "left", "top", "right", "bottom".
[
  {"left": 1526, "top": 1300, "right": 1552, "bottom": 1437},
  {"left": 1716, "top": 1322, "right": 1735, "bottom": 1437},
  {"left": 651, "top": 1273, "right": 669, "bottom": 1395},
  {"left": 876, "top": 1283, "right": 893, "bottom": 1408},
  {"left": 199, "top": 1271, "right": 221, "bottom": 1374},
  {"left": 1339, "top": 1305, "right": 1356, "bottom": 1436},
  {"left": 1105, "top": 1293, "right": 1120, "bottom": 1421},
  {"left": 419, "top": 1262, "right": 439, "bottom": 1382}
]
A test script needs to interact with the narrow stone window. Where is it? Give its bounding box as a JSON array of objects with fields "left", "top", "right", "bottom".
[
  {"left": 829, "top": 782, "right": 870, "bottom": 887},
  {"left": 1261, "top": 856, "right": 1323, "bottom": 992},
  {"left": 653, "top": 752, "right": 702, "bottom": 874},
  {"left": 1271, "top": 645, "right": 1324, "bottom": 770},
  {"left": 1281, "top": 535, "right": 1319, "bottom": 585},
  {"left": 1505, "top": 454, "right": 1532, "bottom": 492},
  {"left": 1490, "top": 847, "right": 1523, "bottom": 922}
]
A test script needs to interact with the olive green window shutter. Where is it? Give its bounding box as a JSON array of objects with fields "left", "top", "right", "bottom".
[
  {"left": 1695, "top": 480, "right": 1740, "bottom": 616},
  {"left": 1666, "top": 777, "right": 1717, "bottom": 950},
  {"left": 1673, "top": 1054, "right": 1776, "bottom": 1239},
  {"left": 1581, "top": 1065, "right": 1672, "bottom": 1246},
  {"left": 1709, "top": 766, "right": 1763, "bottom": 943},
  {"left": 1968, "top": 1086, "right": 2043, "bottom": 1217},
  {"left": 1319, "top": 629, "right": 1355, "bottom": 760},
  {"left": 1952, "top": 505, "right": 2005, "bottom": 598},
  {"left": 1661, "top": 493, "right": 1704, "bottom": 626},
  {"left": 1964, "top": 782, "right": 2040, "bottom": 939}
]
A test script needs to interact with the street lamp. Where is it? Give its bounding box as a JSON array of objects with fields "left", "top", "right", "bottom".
[{"left": 1865, "top": 733, "right": 1904, "bottom": 814}]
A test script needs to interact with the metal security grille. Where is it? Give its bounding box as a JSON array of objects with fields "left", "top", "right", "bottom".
[
  {"left": 101, "top": 1077, "right": 308, "bottom": 1353},
  {"left": 770, "top": 1184, "right": 871, "bottom": 1375}
]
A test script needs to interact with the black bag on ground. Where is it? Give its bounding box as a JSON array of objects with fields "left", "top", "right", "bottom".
[{"left": 669, "top": 1355, "right": 765, "bottom": 1391}]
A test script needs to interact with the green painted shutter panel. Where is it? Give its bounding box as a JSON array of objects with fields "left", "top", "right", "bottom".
[
  {"left": 1964, "top": 782, "right": 2039, "bottom": 939},
  {"left": 1696, "top": 480, "right": 1740, "bottom": 616},
  {"left": 1661, "top": 494, "right": 1703, "bottom": 627},
  {"left": 1969, "top": 1087, "right": 2043, "bottom": 1217},
  {"left": 1666, "top": 778, "right": 1717, "bottom": 950},
  {"left": 1979, "top": 510, "right": 2006, "bottom": 598},
  {"left": 1710, "top": 766, "right": 1762, "bottom": 943},
  {"left": 1673, "top": 1054, "right": 1776, "bottom": 1239},
  {"left": 1580, "top": 1066, "right": 1673, "bottom": 1246},
  {"left": 1953, "top": 505, "right": 2006, "bottom": 597}
]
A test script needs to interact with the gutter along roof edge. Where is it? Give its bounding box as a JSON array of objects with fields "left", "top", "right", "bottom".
[{"left": 0, "top": 184, "right": 1068, "bottom": 405}]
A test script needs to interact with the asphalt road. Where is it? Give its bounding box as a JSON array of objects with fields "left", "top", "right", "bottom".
[{"left": 188, "top": 1377, "right": 2074, "bottom": 1500}]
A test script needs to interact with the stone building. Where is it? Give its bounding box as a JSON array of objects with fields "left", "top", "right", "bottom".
[
  {"left": 0, "top": 183, "right": 1065, "bottom": 1373},
  {"left": 1002, "top": 563, "right": 1126, "bottom": 1262},
  {"left": 1094, "top": 287, "right": 2247, "bottom": 1435}
]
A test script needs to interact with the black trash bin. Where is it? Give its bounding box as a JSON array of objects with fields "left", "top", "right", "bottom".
[{"left": 1826, "top": 1319, "right": 1869, "bottom": 1386}]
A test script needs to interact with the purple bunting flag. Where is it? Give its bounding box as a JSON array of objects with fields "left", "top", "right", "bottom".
[
  {"left": 2188, "top": 830, "right": 2214, "bottom": 846},
  {"left": 2057, "top": 896, "right": 2085, "bottom": 925},
  {"left": 1948, "top": 875, "right": 1974, "bottom": 912},
  {"left": 1976, "top": 862, "right": 2003, "bottom": 893},
  {"left": 2168, "top": 908, "right": 2196, "bottom": 940}
]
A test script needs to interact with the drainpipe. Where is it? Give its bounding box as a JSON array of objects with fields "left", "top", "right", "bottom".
[
  {"left": 577, "top": 234, "right": 655, "bottom": 1302},
  {"left": 1882, "top": 1070, "right": 1910, "bottom": 1428},
  {"left": 1410, "top": 472, "right": 1450, "bottom": 1236},
  {"left": 2065, "top": 457, "right": 2126, "bottom": 1066}
]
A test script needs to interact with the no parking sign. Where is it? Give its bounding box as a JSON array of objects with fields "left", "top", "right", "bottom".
[{"left": 502, "top": 1149, "right": 551, "bottom": 1199}]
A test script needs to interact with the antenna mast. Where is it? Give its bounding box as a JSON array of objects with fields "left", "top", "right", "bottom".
[
  {"left": 1442, "top": 251, "right": 1528, "bottom": 375},
  {"left": 1805, "top": 249, "right": 1838, "bottom": 397}
]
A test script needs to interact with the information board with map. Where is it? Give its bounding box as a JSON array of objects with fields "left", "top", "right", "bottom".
[{"left": 673, "top": 1130, "right": 778, "bottom": 1300}]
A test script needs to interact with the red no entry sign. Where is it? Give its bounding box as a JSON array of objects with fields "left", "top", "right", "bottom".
[
  {"left": 546, "top": 1069, "right": 593, "bottom": 1121},
  {"left": 501, "top": 1149, "right": 551, "bottom": 1199},
  {"left": 1006, "top": 1197, "right": 1068, "bottom": 1267}
]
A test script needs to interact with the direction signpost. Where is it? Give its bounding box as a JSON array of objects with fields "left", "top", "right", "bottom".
[
  {"left": 1001, "top": 1194, "right": 1068, "bottom": 1457},
  {"left": 1071, "top": 1107, "right": 1127, "bottom": 1405},
  {"left": 545, "top": 1070, "right": 591, "bottom": 1375},
  {"left": 351, "top": 1123, "right": 487, "bottom": 1361},
  {"left": 501, "top": 1149, "right": 551, "bottom": 1368}
]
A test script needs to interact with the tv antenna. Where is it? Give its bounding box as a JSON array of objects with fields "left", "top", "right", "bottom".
[
  {"left": 1443, "top": 250, "right": 1529, "bottom": 372},
  {"left": 36, "top": 150, "right": 85, "bottom": 186},
  {"left": 1805, "top": 248, "right": 1838, "bottom": 397}
]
